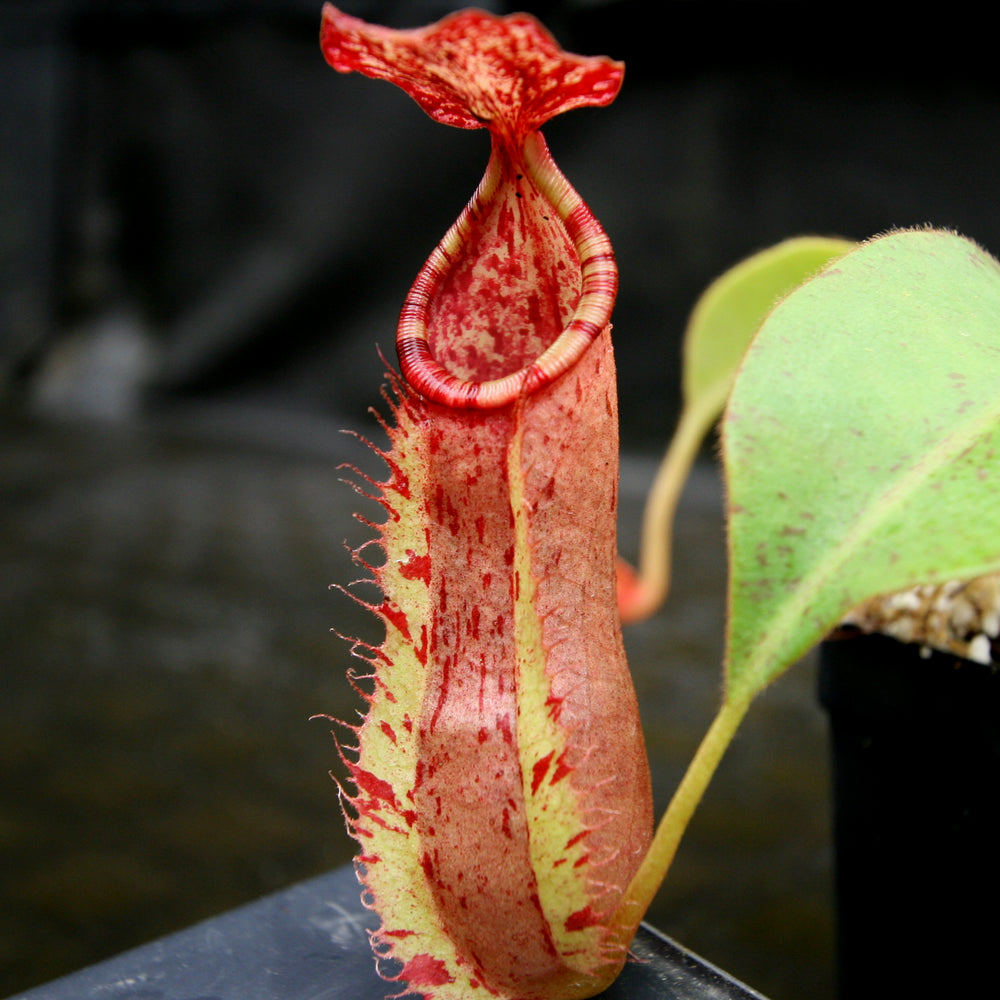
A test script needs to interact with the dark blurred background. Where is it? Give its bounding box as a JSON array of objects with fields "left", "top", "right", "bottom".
[{"left": 3, "top": 1, "right": 1000, "bottom": 997}]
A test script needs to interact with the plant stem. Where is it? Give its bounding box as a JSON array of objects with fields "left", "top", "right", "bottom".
[{"left": 607, "top": 694, "right": 752, "bottom": 946}]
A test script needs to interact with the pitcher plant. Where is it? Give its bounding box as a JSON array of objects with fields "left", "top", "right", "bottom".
[{"left": 320, "top": 6, "right": 652, "bottom": 998}]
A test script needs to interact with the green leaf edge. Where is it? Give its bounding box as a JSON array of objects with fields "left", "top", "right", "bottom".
[{"left": 722, "top": 227, "right": 1000, "bottom": 705}]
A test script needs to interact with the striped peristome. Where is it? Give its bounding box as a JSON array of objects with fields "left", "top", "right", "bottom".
[{"left": 396, "top": 130, "right": 619, "bottom": 409}]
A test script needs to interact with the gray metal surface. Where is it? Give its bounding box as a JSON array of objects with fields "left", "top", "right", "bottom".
[{"left": 7, "top": 864, "right": 767, "bottom": 1000}]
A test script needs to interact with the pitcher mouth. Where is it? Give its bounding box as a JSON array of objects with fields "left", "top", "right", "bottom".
[{"left": 396, "top": 130, "right": 618, "bottom": 409}]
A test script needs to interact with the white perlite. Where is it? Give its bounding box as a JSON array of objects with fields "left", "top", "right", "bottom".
[{"left": 840, "top": 573, "right": 1000, "bottom": 665}]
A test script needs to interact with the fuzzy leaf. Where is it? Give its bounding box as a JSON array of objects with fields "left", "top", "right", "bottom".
[
  {"left": 723, "top": 229, "right": 1000, "bottom": 704},
  {"left": 683, "top": 236, "right": 854, "bottom": 410},
  {"left": 619, "top": 236, "right": 852, "bottom": 623}
]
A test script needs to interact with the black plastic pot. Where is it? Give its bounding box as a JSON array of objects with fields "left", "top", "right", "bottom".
[
  {"left": 8, "top": 862, "right": 768, "bottom": 1000},
  {"left": 820, "top": 632, "right": 1000, "bottom": 999}
]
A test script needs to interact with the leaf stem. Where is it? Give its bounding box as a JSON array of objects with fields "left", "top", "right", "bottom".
[
  {"left": 622, "top": 386, "right": 728, "bottom": 623},
  {"left": 607, "top": 694, "right": 751, "bottom": 946}
]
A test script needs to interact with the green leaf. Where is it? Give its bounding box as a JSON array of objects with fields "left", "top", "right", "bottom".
[
  {"left": 622, "top": 237, "right": 853, "bottom": 623},
  {"left": 723, "top": 228, "right": 1000, "bottom": 704},
  {"left": 683, "top": 236, "right": 855, "bottom": 412}
]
